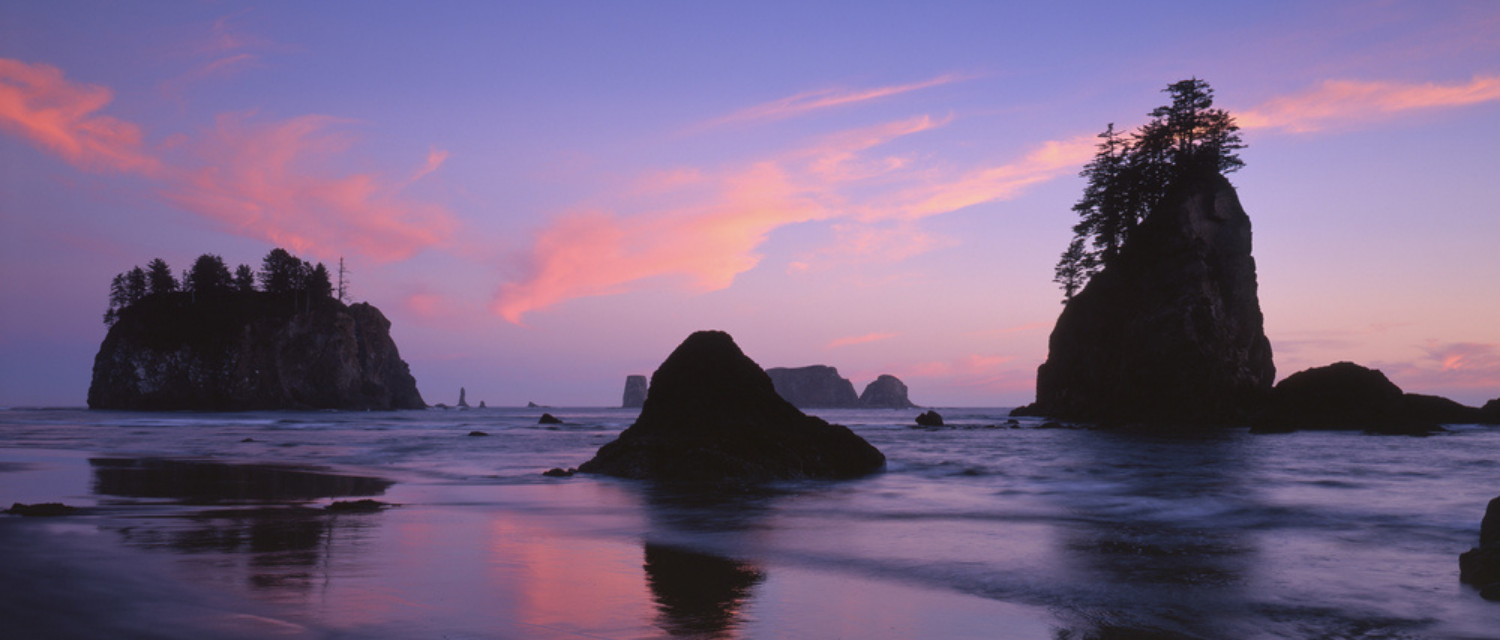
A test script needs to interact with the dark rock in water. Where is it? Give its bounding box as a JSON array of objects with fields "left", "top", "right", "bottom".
[
  {"left": 1025, "top": 172, "right": 1275, "bottom": 425},
  {"left": 578, "top": 330, "right": 885, "bottom": 482},
  {"left": 7, "top": 502, "right": 77, "bottom": 516},
  {"left": 542, "top": 467, "right": 576, "bottom": 478},
  {"left": 467, "top": 430, "right": 489, "bottom": 437},
  {"left": 240, "top": 437, "right": 255, "bottom": 443},
  {"left": 434, "top": 403, "right": 450, "bottom": 409},
  {"left": 457, "top": 387, "right": 470, "bottom": 408},
  {"left": 539, "top": 413, "right": 563, "bottom": 425},
  {"left": 1460, "top": 496, "right": 1500, "bottom": 596},
  {"left": 859, "top": 374, "right": 918, "bottom": 408},
  {"left": 1256, "top": 362, "right": 1486, "bottom": 433},
  {"left": 765, "top": 365, "right": 860, "bottom": 408},
  {"left": 478, "top": 400, "right": 486, "bottom": 409},
  {"left": 325, "top": 499, "right": 388, "bottom": 513},
  {"left": 1479, "top": 398, "right": 1500, "bottom": 424},
  {"left": 623, "top": 374, "right": 649, "bottom": 408},
  {"left": 915, "top": 410, "right": 944, "bottom": 427},
  {"left": 88, "top": 297, "right": 424, "bottom": 411},
  {"left": 527, "top": 401, "right": 544, "bottom": 408}
]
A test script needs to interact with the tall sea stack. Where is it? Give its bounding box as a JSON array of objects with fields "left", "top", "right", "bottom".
[
  {"left": 1025, "top": 172, "right": 1274, "bottom": 425},
  {"left": 622, "top": 374, "right": 648, "bottom": 408}
]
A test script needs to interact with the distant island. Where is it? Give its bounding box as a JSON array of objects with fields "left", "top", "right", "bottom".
[{"left": 88, "top": 249, "right": 425, "bottom": 411}]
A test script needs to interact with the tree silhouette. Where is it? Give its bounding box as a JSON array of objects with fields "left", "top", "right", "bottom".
[
  {"left": 308, "top": 263, "right": 333, "bottom": 300},
  {"left": 145, "top": 258, "right": 178, "bottom": 297},
  {"left": 258, "top": 248, "right": 302, "bottom": 296},
  {"left": 186, "top": 254, "right": 233, "bottom": 296},
  {"left": 1057, "top": 78, "right": 1245, "bottom": 299},
  {"left": 233, "top": 264, "right": 256, "bottom": 293}
]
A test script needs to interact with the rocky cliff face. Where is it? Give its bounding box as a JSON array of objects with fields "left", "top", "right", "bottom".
[
  {"left": 88, "top": 297, "right": 424, "bottom": 411},
  {"left": 622, "top": 374, "right": 648, "bottom": 408},
  {"left": 859, "top": 374, "right": 917, "bottom": 408},
  {"left": 578, "top": 331, "right": 885, "bottom": 482},
  {"left": 765, "top": 365, "right": 859, "bottom": 408},
  {"left": 1025, "top": 172, "right": 1275, "bottom": 425}
]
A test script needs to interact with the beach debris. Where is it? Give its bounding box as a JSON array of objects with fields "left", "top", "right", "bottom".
[
  {"left": 6, "top": 502, "right": 78, "bottom": 516},
  {"left": 915, "top": 410, "right": 944, "bottom": 427}
]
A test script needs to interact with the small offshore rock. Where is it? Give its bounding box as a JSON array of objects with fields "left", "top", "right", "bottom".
[
  {"left": 240, "top": 437, "right": 255, "bottom": 442},
  {"left": 7, "top": 502, "right": 78, "bottom": 516},
  {"left": 325, "top": 499, "right": 388, "bottom": 513},
  {"left": 915, "top": 410, "right": 944, "bottom": 427},
  {"left": 542, "top": 467, "right": 576, "bottom": 478},
  {"left": 467, "top": 430, "right": 489, "bottom": 437},
  {"left": 622, "top": 374, "right": 649, "bottom": 408},
  {"left": 539, "top": 413, "right": 563, "bottom": 425},
  {"left": 1460, "top": 497, "right": 1500, "bottom": 591},
  {"left": 478, "top": 401, "right": 487, "bottom": 409}
]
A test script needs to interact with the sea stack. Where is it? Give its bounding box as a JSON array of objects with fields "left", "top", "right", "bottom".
[
  {"left": 578, "top": 331, "right": 885, "bottom": 482},
  {"left": 765, "top": 365, "right": 859, "bottom": 408},
  {"left": 88, "top": 299, "right": 424, "bottom": 411},
  {"left": 622, "top": 374, "right": 648, "bottom": 408},
  {"left": 859, "top": 374, "right": 918, "bottom": 408},
  {"left": 1023, "top": 171, "right": 1275, "bottom": 425}
]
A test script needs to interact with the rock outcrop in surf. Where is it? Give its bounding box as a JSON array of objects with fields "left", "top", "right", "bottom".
[
  {"left": 1018, "top": 171, "right": 1275, "bottom": 425},
  {"left": 766, "top": 365, "right": 860, "bottom": 408},
  {"left": 1254, "top": 361, "right": 1496, "bottom": 433},
  {"left": 578, "top": 331, "right": 885, "bottom": 482},
  {"left": 858, "top": 374, "right": 918, "bottom": 408},
  {"left": 622, "top": 374, "right": 648, "bottom": 408}
]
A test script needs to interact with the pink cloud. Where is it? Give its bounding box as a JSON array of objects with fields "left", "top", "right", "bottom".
[
  {"left": 703, "top": 73, "right": 970, "bottom": 128},
  {"left": 886, "top": 353, "right": 1027, "bottom": 394},
  {"left": 0, "top": 58, "right": 161, "bottom": 174},
  {"left": 160, "top": 112, "right": 458, "bottom": 262},
  {"left": 1240, "top": 75, "right": 1500, "bottom": 132},
  {"left": 827, "top": 332, "right": 899, "bottom": 350},
  {"left": 495, "top": 112, "right": 1095, "bottom": 323}
]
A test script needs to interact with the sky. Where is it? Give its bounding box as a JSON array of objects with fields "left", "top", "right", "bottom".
[{"left": 2, "top": 1, "right": 1498, "bottom": 408}]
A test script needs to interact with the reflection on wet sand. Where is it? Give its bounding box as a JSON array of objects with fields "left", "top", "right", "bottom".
[
  {"left": 92, "top": 457, "right": 390, "bottom": 596},
  {"left": 90, "top": 458, "right": 393, "bottom": 502},
  {"left": 645, "top": 543, "right": 764, "bottom": 638}
]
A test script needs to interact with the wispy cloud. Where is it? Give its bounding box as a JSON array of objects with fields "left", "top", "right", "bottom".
[
  {"left": 494, "top": 110, "right": 1089, "bottom": 323},
  {"left": 0, "top": 58, "right": 162, "bottom": 174},
  {"left": 1376, "top": 341, "right": 1500, "bottom": 402},
  {"left": 827, "top": 332, "right": 899, "bottom": 350},
  {"left": 1240, "top": 75, "right": 1500, "bottom": 132},
  {"left": 0, "top": 57, "right": 454, "bottom": 263},
  {"left": 702, "top": 73, "right": 970, "bottom": 128},
  {"left": 161, "top": 112, "right": 457, "bottom": 261}
]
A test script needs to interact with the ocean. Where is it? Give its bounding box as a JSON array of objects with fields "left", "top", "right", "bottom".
[{"left": 2, "top": 406, "right": 1498, "bottom": 639}]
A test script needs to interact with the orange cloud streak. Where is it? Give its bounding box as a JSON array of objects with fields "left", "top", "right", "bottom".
[
  {"left": 1240, "top": 75, "right": 1500, "bottom": 132},
  {"left": 0, "top": 58, "right": 161, "bottom": 174},
  {"left": 704, "top": 73, "right": 969, "bottom": 128},
  {"left": 496, "top": 114, "right": 1097, "bottom": 323}
]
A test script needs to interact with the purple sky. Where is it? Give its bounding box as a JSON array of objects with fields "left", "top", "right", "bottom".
[{"left": 2, "top": 1, "right": 1497, "bottom": 407}]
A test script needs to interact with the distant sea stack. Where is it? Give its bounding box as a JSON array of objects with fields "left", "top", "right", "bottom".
[
  {"left": 578, "top": 331, "right": 885, "bottom": 482},
  {"left": 89, "top": 297, "right": 424, "bottom": 411},
  {"left": 622, "top": 374, "right": 648, "bottom": 408},
  {"left": 1023, "top": 171, "right": 1275, "bottom": 425},
  {"left": 766, "top": 365, "right": 859, "bottom": 408},
  {"left": 858, "top": 374, "right": 918, "bottom": 409}
]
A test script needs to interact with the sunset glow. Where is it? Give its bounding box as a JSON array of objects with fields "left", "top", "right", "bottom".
[{"left": 2, "top": 1, "right": 1497, "bottom": 407}]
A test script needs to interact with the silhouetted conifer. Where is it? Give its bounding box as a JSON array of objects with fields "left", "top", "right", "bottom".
[
  {"left": 145, "top": 258, "right": 178, "bottom": 296},
  {"left": 1057, "top": 78, "right": 1244, "bottom": 299}
]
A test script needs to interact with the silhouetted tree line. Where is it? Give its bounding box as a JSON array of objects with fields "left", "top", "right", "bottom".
[
  {"left": 1055, "top": 78, "right": 1245, "bottom": 301},
  {"left": 105, "top": 248, "right": 336, "bottom": 325}
]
